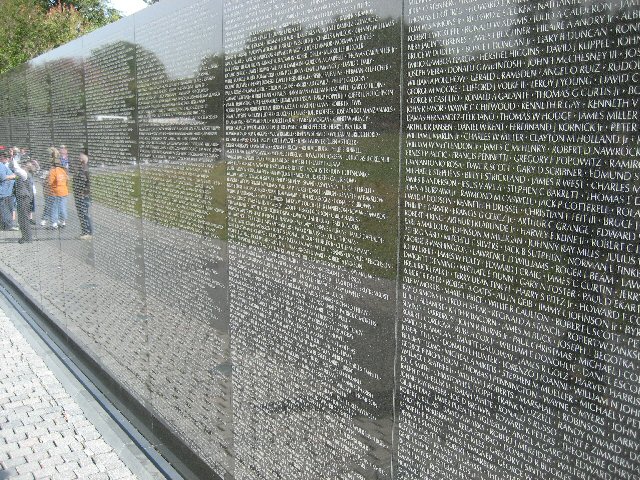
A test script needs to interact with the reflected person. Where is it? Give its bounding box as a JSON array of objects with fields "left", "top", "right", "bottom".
[
  {"left": 59, "top": 144, "right": 69, "bottom": 170},
  {"left": 40, "top": 148, "right": 54, "bottom": 227},
  {"left": 47, "top": 150, "right": 69, "bottom": 229},
  {"left": 73, "top": 153, "right": 92, "bottom": 240},
  {"left": 29, "top": 157, "right": 39, "bottom": 225},
  {"left": 0, "top": 152, "right": 17, "bottom": 231},
  {"left": 12, "top": 157, "right": 34, "bottom": 244},
  {"left": 9, "top": 148, "right": 20, "bottom": 227}
]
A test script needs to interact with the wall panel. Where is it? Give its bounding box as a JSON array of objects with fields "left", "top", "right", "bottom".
[
  {"left": 0, "top": 0, "right": 639, "bottom": 479},
  {"left": 79, "top": 16, "right": 150, "bottom": 403},
  {"left": 224, "top": 0, "right": 400, "bottom": 478},
  {"left": 400, "top": 0, "right": 640, "bottom": 478},
  {"left": 135, "top": 0, "right": 231, "bottom": 474}
]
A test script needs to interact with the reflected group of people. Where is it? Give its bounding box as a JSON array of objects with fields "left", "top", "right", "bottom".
[{"left": 0, "top": 144, "right": 93, "bottom": 244}]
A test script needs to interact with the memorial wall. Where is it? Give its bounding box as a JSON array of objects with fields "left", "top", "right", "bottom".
[{"left": 0, "top": 0, "right": 639, "bottom": 478}]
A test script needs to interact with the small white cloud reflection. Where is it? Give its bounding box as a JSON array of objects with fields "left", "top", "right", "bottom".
[{"left": 108, "top": 0, "right": 148, "bottom": 16}]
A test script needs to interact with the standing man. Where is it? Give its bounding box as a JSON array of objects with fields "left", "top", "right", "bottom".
[
  {"left": 12, "top": 157, "right": 34, "bottom": 243},
  {"left": 73, "top": 153, "right": 92, "bottom": 239},
  {"left": 0, "top": 152, "right": 17, "bottom": 231}
]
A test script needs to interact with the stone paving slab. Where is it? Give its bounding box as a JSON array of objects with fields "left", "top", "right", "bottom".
[{"left": 0, "top": 297, "right": 165, "bottom": 480}]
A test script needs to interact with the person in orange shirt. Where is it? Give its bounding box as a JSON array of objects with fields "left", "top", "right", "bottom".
[{"left": 48, "top": 149, "right": 69, "bottom": 229}]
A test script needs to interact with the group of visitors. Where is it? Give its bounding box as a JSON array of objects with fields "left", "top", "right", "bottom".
[{"left": 0, "top": 145, "right": 93, "bottom": 244}]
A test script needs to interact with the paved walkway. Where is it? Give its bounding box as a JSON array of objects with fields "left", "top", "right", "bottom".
[{"left": 0, "top": 294, "right": 166, "bottom": 480}]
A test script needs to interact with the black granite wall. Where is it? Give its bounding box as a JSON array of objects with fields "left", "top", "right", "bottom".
[{"left": 1, "top": 0, "right": 640, "bottom": 478}]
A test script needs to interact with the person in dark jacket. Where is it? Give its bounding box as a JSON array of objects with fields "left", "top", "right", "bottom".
[
  {"left": 73, "top": 153, "right": 93, "bottom": 239},
  {"left": 13, "top": 157, "right": 34, "bottom": 243}
]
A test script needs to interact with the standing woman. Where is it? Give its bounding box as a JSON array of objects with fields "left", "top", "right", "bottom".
[
  {"left": 48, "top": 150, "right": 69, "bottom": 229},
  {"left": 73, "top": 153, "right": 93, "bottom": 239}
]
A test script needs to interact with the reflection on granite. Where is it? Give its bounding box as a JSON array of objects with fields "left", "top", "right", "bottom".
[
  {"left": 1, "top": 0, "right": 640, "bottom": 478},
  {"left": 230, "top": 244, "right": 394, "bottom": 479}
]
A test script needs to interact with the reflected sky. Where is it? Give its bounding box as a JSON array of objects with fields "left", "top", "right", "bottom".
[
  {"left": 109, "top": 0, "right": 147, "bottom": 16},
  {"left": 134, "top": 0, "right": 223, "bottom": 79}
]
